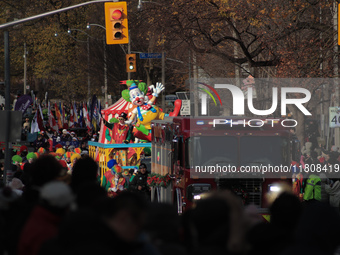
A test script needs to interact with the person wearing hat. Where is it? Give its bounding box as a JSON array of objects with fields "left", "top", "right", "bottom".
[
  {"left": 129, "top": 163, "right": 150, "bottom": 200},
  {"left": 103, "top": 112, "right": 133, "bottom": 144},
  {"left": 60, "top": 129, "right": 71, "bottom": 143},
  {"left": 33, "top": 132, "right": 48, "bottom": 152},
  {"left": 101, "top": 159, "right": 126, "bottom": 197},
  {"left": 17, "top": 146, "right": 28, "bottom": 163},
  {"left": 26, "top": 152, "right": 37, "bottom": 164},
  {"left": 102, "top": 112, "right": 135, "bottom": 166}
]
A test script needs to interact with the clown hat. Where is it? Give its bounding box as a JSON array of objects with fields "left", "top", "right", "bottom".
[
  {"left": 37, "top": 147, "right": 46, "bottom": 155},
  {"left": 74, "top": 148, "right": 81, "bottom": 154},
  {"left": 56, "top": 148, "right": 66, "bottom": 156},
  {"left": 27, "top": 152, "right": 37, "bottom": 161},
  {"left": 71, "top": 153, "right": 81, "bottom": 163},
  {"left": 12, "top": 155, "right": 22, "bottom": 164},
  {"left": 107, "top": 159, "right": 117, "bottom": 169},
  {"left": 64, "top": 151, "right": 74, "bottom": 159}
]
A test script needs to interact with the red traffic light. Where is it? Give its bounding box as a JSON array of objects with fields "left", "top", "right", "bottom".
[{"left": 112, "top": 9, "right": 122, "bottom": 20}]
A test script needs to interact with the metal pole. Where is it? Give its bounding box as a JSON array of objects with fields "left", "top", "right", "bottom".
[
  {"left": 24, "top": 42, "right": 27, "bottom": 95},
  {"left": 334, "top": 2, "right": 339, "bottom": 148},
  {"left": 104, "top": 36, "right": 108, "bottom": 108},
  {"left": 4, "top": 31, "right": 11, "bottom": 185},
  {"left": 87, "top": 36, "right": 90, "bottom": 100},
  {"left": 128, "top": 31, "right": 131, "bottom": 80},
  {"left": 162, "top": 51, "right": 165, "bottom": 112},
  {"left": 0, "top": 0, "right": 115, "bottom": 29}
]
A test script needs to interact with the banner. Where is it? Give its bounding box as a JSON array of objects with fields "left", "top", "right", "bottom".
[{"left": 14, "top": 95, "right": 33, "bottom": 114}]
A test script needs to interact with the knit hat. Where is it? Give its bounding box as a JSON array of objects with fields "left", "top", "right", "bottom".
[
  {"left": 68, "top": 145, "right": 75, "bottom": 152},
  {"left": 9, "top": 178, "right": 24, "bottom": 190},
  {"left": 19, "top": 145, "right": 28, "bottom": 153},
  {"left": 55, "top": 144, "right": 63, "bottom": 149},
  {"left": 37, "top": 147, "right": 46, "bottom": 154},
  {"left": 70, "top": 153, "right": 81, "bottom": 163},
  {"left": 12, "top": 155, "right": 22, "bottom": 164},
  {"left": 74, "top": 148, "right": 81, "bottom": 154},
  {"left": 62, "top": 129, "right": 67, "bottom": 134},
  {"left": 40, "top": 181, "right": 74, "bottom": 208}
]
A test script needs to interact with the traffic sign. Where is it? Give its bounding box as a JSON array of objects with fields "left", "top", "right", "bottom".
[
  {"left": 139, "top": 53, "right": 163, "bottom": 59},
  {"left": 329, "top": 107, "right": 340, "bottom": 128}
]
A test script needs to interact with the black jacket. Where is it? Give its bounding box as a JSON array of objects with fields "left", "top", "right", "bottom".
[{"left": 130, "top": 172, "right": 148, "bottom": 192}]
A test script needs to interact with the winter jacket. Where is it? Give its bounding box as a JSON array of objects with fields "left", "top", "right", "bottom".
[{"left": 325, "top": 180, "right": 340, "bottom": 208}]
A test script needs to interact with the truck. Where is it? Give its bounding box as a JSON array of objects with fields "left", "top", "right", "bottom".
[
  {"left": 150, "top": 116, "right": 300, "bottom": 213},
  {"left": 89, "top": 115, "right": 300, "bottom": 214}
]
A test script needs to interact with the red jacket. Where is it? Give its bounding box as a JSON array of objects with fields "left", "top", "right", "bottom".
[{"left": 18, "top": 205, "right": 62, "bottom": 255}]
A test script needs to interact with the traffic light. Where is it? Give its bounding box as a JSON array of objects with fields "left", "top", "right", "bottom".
[
  {"left": 105, "top": 2, "right": 129, "bottom": 45},
  {"left": 126, "top": 54, "right": 136, "bottom": 72}
]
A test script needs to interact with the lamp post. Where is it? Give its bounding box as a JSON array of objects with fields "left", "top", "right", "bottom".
[
  {"left": 137, "top": 0, "right": 166, "bottom": 111},
  {"left": 23, "top": 43, "right": 28, "bottom": 95},
  {"left": 87, "top": 23, "right": 108, "bottom": 108}
]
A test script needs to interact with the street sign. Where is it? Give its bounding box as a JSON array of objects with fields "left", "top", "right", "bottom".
[
  {"left": 139, "top": 53, "right": 163, "bottom": 59},
  {"left": 329, "top": 107, "right": 340, "bottom": 128},
  {"left": 180, "top": 100, "right": 190, "bottom": 116}
]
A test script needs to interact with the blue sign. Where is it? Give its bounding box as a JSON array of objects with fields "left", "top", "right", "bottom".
[{"left": 139, "top": 53, "right": 163, "bottom": 59}]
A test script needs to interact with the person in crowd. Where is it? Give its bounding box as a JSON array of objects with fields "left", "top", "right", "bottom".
[
  {"left": 23, "top": 118, "right": 30, "bottom": 130},
  {"left": 17, "top": 146, "right": 28, "bottom": 163},
  {"left": 40, "top": 192, "right": 149, "bottom": 255},
  {"left": 5, "top": 155, "right": 63, "bottom": 255},
  {"left": 60, "top": 129, "right": 71, "bottom": 143},
  {"left": 17, "top": 181, "right": 74, "bottom": 255},
  {"left": 325, "top": 178, "right": 340, "bottom": 210},
  {"left": 33, "top": 133, "right": 49, "bottom": 152},
  {"left": 280, "top": 201, "right": 340, "bottom": 255},
  {"left": 101, "top": 159, "right": 126, "bottom": 196},
  {"left": 129, "top": 163, "right": 150, "bottom": 200},
  {"left": 145, "top": 203, "right": 186, "bottom": 255},
  {"left": 103, "top": 112, "right": 133, "bottom": 144}
]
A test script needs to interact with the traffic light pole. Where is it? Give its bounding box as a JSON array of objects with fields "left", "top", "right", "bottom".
[
  {"left": 0, "top": 0, "right": 115, "bottom": 184},
  {"left": 128, "top": 31, "right": 131, "bottom": 80},
  {"left": 162, "top": 52, "right": 165, "bottom": 112}
]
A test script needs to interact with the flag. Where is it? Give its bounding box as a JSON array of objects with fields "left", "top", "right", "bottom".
[
  {"left": 90, "top": 95, "right": 98, "bottom": 131},
  {"left": 97, "top": 99, "right": 102, "bottom": 127},
  {"left": 14, "top": 95, "right": 33, "bottom": 114},
  {"left": 78, "top": 104, "right": 83, "bottom": 127},
  {"left": 73, "top": 102, "right": 78, "bottom": 125},
  {"left": 55, "top": 103, "right": 63, "bottom": 129},
  {"left": 30, "top": 110, "right": 39, "bottom": 133},
  {"left": 69, "top": 105, "right": 74, "bottom": 128},
  {"left": 48, "top": 102, "right": 58, "bottom": 132},
  {"left": 37, "top": 104, "right": 45, "bottom": 131},
  {"left": 83, "top": 102, "right": 91, "bottom": 131}
]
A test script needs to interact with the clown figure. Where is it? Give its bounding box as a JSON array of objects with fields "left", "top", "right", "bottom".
[
  {"left": 122, "top": 81, "right": 165, "bottom": 141},
  {"left": 102, "top": 159, "right": 126, "bottom": 197}
]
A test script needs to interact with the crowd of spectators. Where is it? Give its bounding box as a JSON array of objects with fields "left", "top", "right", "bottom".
[{"left": 0, "top": 153, "right": 340, "bottom": 255}]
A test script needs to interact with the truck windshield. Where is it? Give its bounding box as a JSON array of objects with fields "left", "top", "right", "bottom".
[
  {"left": 240, "top": 136, "right": 289, "bottom": 166},
  {"left": 187, "top": 136, "right": 238, "bottom": 168}
]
